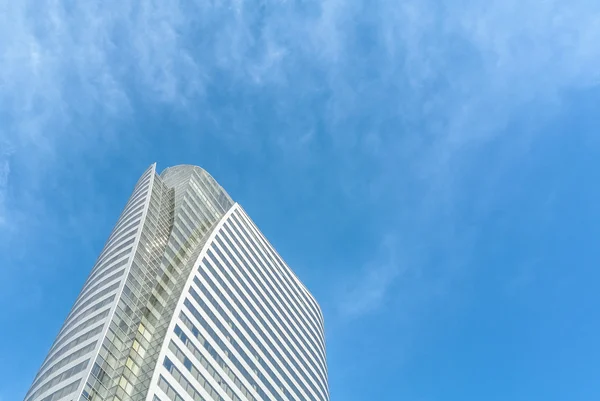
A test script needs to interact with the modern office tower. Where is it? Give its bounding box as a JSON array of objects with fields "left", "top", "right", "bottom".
[{"left": 24, "top": 164, "right": 329, "bottom": 401}]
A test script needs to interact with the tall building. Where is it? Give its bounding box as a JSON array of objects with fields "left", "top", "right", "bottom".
[{"left": 24, "top": 164, "right": 328, "bottom": 401}]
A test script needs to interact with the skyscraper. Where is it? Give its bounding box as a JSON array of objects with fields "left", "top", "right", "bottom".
[{"left": 24, "top": 164, "right": 329, "bottom": 401}]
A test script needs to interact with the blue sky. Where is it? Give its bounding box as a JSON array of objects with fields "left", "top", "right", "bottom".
[{"left": 1, "top": 0, "right": 600, "bottom": 400}]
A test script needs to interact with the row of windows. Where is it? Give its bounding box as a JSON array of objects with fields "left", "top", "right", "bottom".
[
  {"left": 179, "top": 187, "right": 217, "bottom": 231},
  {"left": 168, "top": 340, "right": 230, "bottom": 401},
  {"left": 125, "top": 169, "right": 151, "bottom": 206},
  {"left": 111, "top": 274, "right": 157, "bottom": 340},
  {"left": 203, "top": 250, "right": 321, "bottom": 395},
  {"left": 90, "top": 361, "right": 108, "bottom": 386},
  {"left": 27, "top": 360, "right": 88, "bottom": 401},
  {"left": 204, "top": 173, "right": 232, "bottom": 211},
  {"left": 236, "top": 222, "right": 327, "bottom": 386},
  {"left": 226, "top": 215, "right": 326, "bottom": 357},
  {"left": 123, "top": 260, "right": 158, "bottom": 303},
  {"left": 169, "top": 222, "right": 201, "bottom": 254},
  {"left": 188, "top": 184, "right": 223, "bottom": 219},
  {"left": 91, "top": 237, "right": 136, "bottom": 281},
  {"left": 96, "top": 200, "right": 144, "bottom": 263},
  {"left": 98, "top": 183, "right": 148, "bottom": 253},
  {"left": 175, "top": 319, "right": 278, "bottom": 401},
  {"left": 75, "top": 262, "right": 129, "bottom": 319},
  {"left": 237, "top": 210, "right": 325, "bottom": 337},
  {"left": 134, "top": 168, "right": 153, "bottom": 191},
  {"left": 169, "top": 224, "right": 197, "bottom": 252},
  {"left": 169, "top": 203, "right": 326, "bottom": 400},
  {"left": 136, "top": 170, "right": 152, "bottom": 188},
  {"left": 220, "top": 224, "right": 328, "bottom": 388},
  {"left": 125, "top": 177, "right": 150, "bottom": 208},
  {"left": 91, "top": 325, "right": 147, "bottom": 386},
  {"left": 83, "top": 322, "right": 145, "bottom": 400},
  {"left": 101, "top": 199, "right": 144, "bottom": 253},
  {"left": 39, "top": 378, "right": 80, "bottom": 401},
  {"left": 84, "top": 255, "right": 131, "bottom": 296},
  {"left": 228, "top": 213, "right": 324, "bottom": 348},
  {"left": 183, "top": 300, "right": 295, "bottom": 401},
  {"left": 72, "top": 265, "right": 126, "bottom": 315},
  {"left": 190, "top": 187, "right": 226, "bottom": 216},
  {"left": 187, "top": 278, "right": 312, "bottom": 401},
  {"left": 44, "top": 311, "right": 107, "bottom": 375},
  {"left": 184, "top": 180, "right": 221, "bottom": 222},
  {"left": 61, "top": 247, "right": 130, "bottom": 342},
  {"left": 82, "top": 361, "right": 111, "bottom": 400},
  {"left": 49, "top": 309, "right": 109, "bottom": 360},
  {"left": 80, "top": 179, "right": 174, "bottom": 401},
  {"left": 157, "top": 375, "right": 185, "bottom": 401},
  {"left": 80, "top": 248, "right": 130, "bottom": 300},
  {"left": 235, "top": 216, "right": 329, "bottom": 393},
  {"left": 232, "top": 211, "right": 329, "bottom": 394},
  {"left": 127, "top": 183, "right": 148, "bottom": 205},
  {"left": 228, "top": 213, "right": 326, "bottom": 360},
  {"left": 213, "top": 231, "right": 327, "bottom": 391},
  {"left": 38, "top": 168, "right": 152, "bottom": 401},
  {"left": 211, "top": 230, "right": 328, "bottom": 393},
  {"left": 172, "top": 326, "right": 262, "bottom": 401},
  {"left": 163, "top": 357, "right": 208, "bottom": 401},
  {"left": 40, "top": 325, "right": 103, "bottom": 375},
  {"left": 192, "top": 169, "right": 232, "bottom": 212},
  {"left": 196, "top": 259, "right": 319, "bottom": 401},
  {"left": 39, "top": 293, "right": 113, "bottom": 377},
  {"left": 75, "top": 256, "right": 127, "bottom": 308},
  {"left": 159, "top": 166, "right": 189, "bottom": 185},
  {"left": 100, "top": 208, "right": 143, "bottom": 256},
  {"left": 109, "top": 189, "right": 146, "bottom": 237},
  {"left": 54, "top": 295, "right": 115, "bottom": 347},
  {"left": 235, "top": 210, "right": 324, "bottom": 336},
  {"left": 185, "top": 186, "right": 219, "bottom": 221},
  {"left": 90, "top": 224, "right": 137, "bottom": 277},
  {"left": 28, "top": 341, "right": 96, "bottom": 396},
  {"left": 62, "top": 280, "right": 120, "bottom": 336},
  {"left": 181, "top": 196, "right": 213, "bottom": 230},
  {"left": 175, "top": 211, "right": 198, "bottom": 240},
  {"left": 184, "top": 171, "right": 217, "bottom": 204},
  {"left": 187, "top": 182, "right": 223, "bottom": 217}
]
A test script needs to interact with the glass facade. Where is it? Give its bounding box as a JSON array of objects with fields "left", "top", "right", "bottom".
[{"left": 24, "top": 164, "right": 329, "bottom": 401}]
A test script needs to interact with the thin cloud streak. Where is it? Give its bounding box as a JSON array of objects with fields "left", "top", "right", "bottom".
[
  {"left": 337, "top": 235, "right": 403, "bottom": 318},
  {"left": 0, "top": 156, "right": 9, "bottom": 227},
  {"left": 2, "top": 0, "right": 600, "bottom": 318},
  {"left": 323, "top": 0, "right": 600, "bottom": 320}
]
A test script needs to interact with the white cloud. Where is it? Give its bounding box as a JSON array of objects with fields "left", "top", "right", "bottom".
[
  {"left": 2, "top": 0, "right": 600, "bottom": 315},
  {"left": 323, "top": 0, "right": 600, "bottom": 319},
  {"left": 2, "top": 0, "right": 597, "bottom": 151}
]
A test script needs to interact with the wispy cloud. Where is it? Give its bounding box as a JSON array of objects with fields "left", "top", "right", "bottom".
[
  {"left": 2, "top": 0, "right": 600, "bottom": 317},
  {"left": 337, "top": 235, "right": 402, "bottom": 318},
  {"left": 0, "top": 150, "right": 10, "bottom": 227},
  {"left": 321, "top": 0, "right": 600, "bottom": 320}
]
